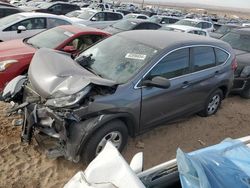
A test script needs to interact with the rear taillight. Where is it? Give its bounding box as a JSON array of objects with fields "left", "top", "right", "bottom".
[{"left": 232, "top": 57, "right": 238, "bottom": 71}]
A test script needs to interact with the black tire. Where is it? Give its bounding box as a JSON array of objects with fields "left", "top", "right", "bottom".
[
  {"left": 240, "top": 81, "right": 250, "bottom": 99},
  {"left": 198, "top": 89, "right": 223, "bottom": 117},
  {"left": 82, "top": 120, "right": 128, "bottom": 164}
]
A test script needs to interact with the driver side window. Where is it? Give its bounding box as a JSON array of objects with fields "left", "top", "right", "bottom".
[
  {"left": 148, "top": 48, "right": 190, "bottom": 79},
  {"left": 65, "top": 35, "right": 104, "bottom": 53},
  {"left": 92, "top": 12, "right": 105, "bottom": 21},
  {"left": 4, "top": 18, "right": 46, "bottom": 31}
]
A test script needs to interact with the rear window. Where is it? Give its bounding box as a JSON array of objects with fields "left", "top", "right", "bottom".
[
  {"left": 215, "top": 48, "right": 229, "bottom": 65},
  {"left": 192, "top": 47, "right": 216, "bottom": 71}
]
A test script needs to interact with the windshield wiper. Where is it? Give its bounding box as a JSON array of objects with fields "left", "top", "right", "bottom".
[
  {"left": 76, "top": 54, "right": 93, "bottom": 67},
  {"left": 76, "top": 54, "right": 102, "bottom": 77}
]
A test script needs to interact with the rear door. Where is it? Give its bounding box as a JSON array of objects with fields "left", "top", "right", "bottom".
[
  {"left": 188, "top": 46, "right": 219, "bottom": 108},
  {"left": 104, "top": 12, "right": 123, "bottom": 28},
  {"left": 140, "top": 48, "right": 196, "bottom": 129}
]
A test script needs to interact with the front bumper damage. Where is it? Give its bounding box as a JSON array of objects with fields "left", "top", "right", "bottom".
[
  {"left": 1, "top": 74, "right": 119, "bottom": 162},
  {"left": 18, "top": 103, "right": 105, "bottom": 162}
]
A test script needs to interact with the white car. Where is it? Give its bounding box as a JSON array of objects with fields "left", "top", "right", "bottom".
[
  {"left": 174, "top": 18, "right": 214, "bottom": 32},
  {"left": 0, "top": 12, "right": 78, "bottom": 42},
  {"left": 71, "top": 9, "right": 124, "bottom": 29},
  {"left": 124, "top": 13, "right": 149, "bottom": 20},
  {"left": 161, "top": 25, "right": 209, "bottom": 36},
  {"left": 65, "top": 136, "right": 250, "bottom": 188}
]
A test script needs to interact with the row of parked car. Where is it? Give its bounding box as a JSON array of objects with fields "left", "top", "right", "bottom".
[{"left": 0, "top": 0, "right": 250, "bottom": 165}]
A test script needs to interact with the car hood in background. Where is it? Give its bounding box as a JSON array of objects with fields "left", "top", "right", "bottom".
[
  {"left": 103, "top": 26, "right": 124, "bottom": 34},
  {"left": 209, "top": 32, "right": 223, "bottom": 39},
  {"left": 0, "top": 39, "right": 35, "bottom": 61},
  {"left": 28, "top": 48, "right": 116, "bottom": 99}
]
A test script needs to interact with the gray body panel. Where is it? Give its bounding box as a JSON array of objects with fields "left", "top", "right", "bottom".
[{"left": 2, "top": 30, "right": 235, "bottom": 162}]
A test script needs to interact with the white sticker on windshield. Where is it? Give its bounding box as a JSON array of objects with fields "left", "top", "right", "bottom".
[
  {"left": 125, "top": 53, "right": 146, "bottom": 60},
  {"left": 64, "top": 31, "right": 74, "bottom": 37}
]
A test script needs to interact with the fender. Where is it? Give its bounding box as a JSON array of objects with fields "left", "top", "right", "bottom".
[{"left": 64, "top": 113, "right": 138, "bottom": 162}]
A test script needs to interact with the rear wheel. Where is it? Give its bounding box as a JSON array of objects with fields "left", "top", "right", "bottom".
[
  {"left": 198, "top": 89, "right": 223, "bottom": 117},
  {"left": 82, "top": 120, "right": 128, "bottom": 164}
]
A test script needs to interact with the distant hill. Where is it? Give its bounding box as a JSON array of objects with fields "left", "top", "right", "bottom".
[
  {"left": 152, "top": 1, "right": 250, "bottom": 13},
  {"left": 121, "top": 0, "right": 250, "bottom": 13}
]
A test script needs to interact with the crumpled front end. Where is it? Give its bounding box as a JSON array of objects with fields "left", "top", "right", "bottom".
[
  {"left": 1, "top": 48, "right": 118, "bottom": 162},
  {"left": 3, "top": 81, "right": 114, "bottom": 162}
]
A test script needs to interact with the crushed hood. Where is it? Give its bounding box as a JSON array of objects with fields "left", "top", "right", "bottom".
[{"left": 28, "top": 48, "right": 116, "bottom": 99}]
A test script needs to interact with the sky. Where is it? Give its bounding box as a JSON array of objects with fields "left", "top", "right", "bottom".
[{"left": 148, "top": 0, "right": 250, "bottom": 9}]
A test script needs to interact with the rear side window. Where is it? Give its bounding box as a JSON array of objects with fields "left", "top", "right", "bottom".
[
  {"left": 47, "top": 18, "right": 70, "bottom": 28},
  {"left": 215, "top": 48, "right": 229, "bottom": 65},
  {"left": 137, "top": 15, "right": 147, "bottom": 19},
  {"left": 106, "top": 13, "right": 122, "bottom": 21},
  {"left": 149, "top": 48, "right": 190, "bottom": 79},
  {"left": 192, "top": 47, "right": 216, "bottom": 71}
]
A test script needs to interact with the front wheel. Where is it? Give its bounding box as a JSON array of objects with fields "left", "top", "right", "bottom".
[
  {"left": 82, "top": 120, "right": 128, "bottom": 164},
  {"left": 198, "top": 89, "right": 223, "bottom": 117}
]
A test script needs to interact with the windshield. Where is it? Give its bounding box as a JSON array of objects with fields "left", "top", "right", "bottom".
[
  {"left": 76, "top": 35, "right": 158, "bottom": 83},
  {"left": 221, "top": 32, "right": 250, "bottom": 52},
  {"left": 26, "top": 27, "right": 73, "bottom": 49},
  {"left": 148, "top": 15, "right": 160, "bottom": 23},
  {"left": 112, "top": 20, "right": 137, "bottom": 30},
  {"left": 77, "top": 10, "right": 95, "bottom": 20},
  {"left": 215, "top": 25, "right": 236, "bottom": 34},
  {"left": 37, "top": 2, "right": 51, "bottom": 9},
  {"left": 0, "top": 14, "right": 24, "bottom": 27},
  {"left": 174, "top": 20, "right": 198, "bottom": 27}
]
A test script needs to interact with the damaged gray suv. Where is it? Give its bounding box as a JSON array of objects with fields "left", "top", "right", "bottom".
[{"left": 2, "top": 30, "right": 235, "bottom": 163}]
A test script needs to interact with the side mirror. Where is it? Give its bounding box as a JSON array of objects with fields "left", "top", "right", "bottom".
[
  {"left": 91, "top": 17, "right": 97, "bottom": 21},
  {"left": 63, "top": 46, "right": 77, "bottom": 53},
  {"left": 17, "top": 25, "right": 26, "bottom": 34},
  {"left": 130, "top": 152, "right": 143, "bottom": 174},
  {"left": 142, "top": 76, "right": 171, "bottom": 89}
]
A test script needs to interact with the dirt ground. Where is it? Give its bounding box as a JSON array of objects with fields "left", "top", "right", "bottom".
[{"left": 1, "top": 95, "right": 250, "bottom": 187}]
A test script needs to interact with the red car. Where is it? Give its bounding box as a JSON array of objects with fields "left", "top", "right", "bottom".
[{"left": 0, "top": 25, "right": 111, "bottom": 91}]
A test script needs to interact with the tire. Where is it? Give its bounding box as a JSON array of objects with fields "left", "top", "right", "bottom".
[
  {"left": 82, "top": 120, "right": 128, "bottom": 164},
  {"left": 198, "top": 89, "right": 223, "bottom": 117},
  {"left": 240, "top": 81, "right": 250, "bottom": 99}
]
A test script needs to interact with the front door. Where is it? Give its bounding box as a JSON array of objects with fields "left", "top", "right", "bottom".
[{"left": 140, "top": 48, "right": 196, "bottom": 130}]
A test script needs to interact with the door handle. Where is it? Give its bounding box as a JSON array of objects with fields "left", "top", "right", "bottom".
[
  {"left": 182, "top": 81, "right": 189, "bottom": 89},
  {"left": 215, "top": 70, "right": 220, "bottom": 75}
]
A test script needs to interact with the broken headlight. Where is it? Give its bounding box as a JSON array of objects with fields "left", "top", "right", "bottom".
[{"left": 45, "top": 86, "right": 91, "bottom": 108}]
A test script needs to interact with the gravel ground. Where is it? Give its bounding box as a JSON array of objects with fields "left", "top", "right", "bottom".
[{"left": 0, "top": 95, "right": 250, "bottom": 187}]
